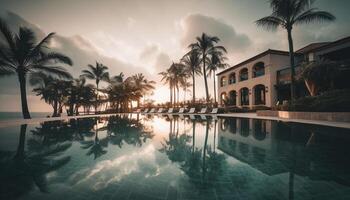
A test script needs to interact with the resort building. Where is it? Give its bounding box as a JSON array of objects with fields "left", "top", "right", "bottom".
[{"left": 217, "top": 36, "right": 350, "bottom": 108}]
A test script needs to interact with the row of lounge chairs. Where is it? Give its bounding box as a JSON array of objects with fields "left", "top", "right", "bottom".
[{"left": 134, "top": 107, "right": 219, "bottom": 115}]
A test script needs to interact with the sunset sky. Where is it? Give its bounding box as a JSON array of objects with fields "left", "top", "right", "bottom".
[{"left": 0, "top": 0, "right": 349, "bottom": 112}]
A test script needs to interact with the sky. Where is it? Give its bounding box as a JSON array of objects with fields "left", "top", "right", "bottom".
[{"left": 0, "top": 0, "right": 349, "bottom": 112}]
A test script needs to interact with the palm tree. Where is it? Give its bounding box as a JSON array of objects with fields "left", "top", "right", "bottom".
[
  {"left": 81, "top": 62, "right": 109, "bottom": 113},
  {"left": 131, "top": 73, "right": 155, "bottom": 107},
  {"left": 207, "top": 49, "right": 229, "bottom": 104},
  {"left": 0, "top": 18, "right": 73, "bottom": 119},
  {"left": 189, "top": 33, "right": 226, "bottom": 103},
  {"left": 159, "top": 69, "right": 174, "bottom": 105},
  {"left": 181, "top": 50, "right": 202, "bottom": 103},
  {"left": 256, "top": 0, "right": 335, "bottom": 100},
  {"left": 31, "top": 73, "right": 66, "bottom": 117}
]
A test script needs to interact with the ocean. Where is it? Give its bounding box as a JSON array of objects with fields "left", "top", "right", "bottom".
[{"left": 0, "top": 112, "right": 52, "bottom": 121}]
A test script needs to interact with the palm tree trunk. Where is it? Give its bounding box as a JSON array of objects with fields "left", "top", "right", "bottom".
[
  {"left": 177, "top": 87, "right": 179, "bottom": 106},
  {"left": 18, "top": 72, "right": 31, "bottom": 119},
  {"left": 287, "top": 28, "right": 296, "bottom": 101},
  {"left": 95, "top": 83, "right": 99, "bottom": 114},
  {"left": 53, "top": 99, "right": 58, "bottom": 117},
  {"left": 203, "top": 54, "right": 210, "bottom": 102},
  {"left": 213, "top": 70, "right": 217, "bottom": 104},
  {"left": 170, "top": 85, "right": 173, "bottom": 106},
  {"left": 192, "top": 72, "right": 196, "bottom": 103}
]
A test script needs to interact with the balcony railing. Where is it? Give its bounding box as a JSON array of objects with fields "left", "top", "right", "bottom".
[{"left": 276, "top": 65, "right": 303, "bottom": 85}]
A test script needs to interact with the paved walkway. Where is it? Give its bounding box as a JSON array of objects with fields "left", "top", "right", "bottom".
[{"left": 0, "top": 112, "right": 349, "bottom": 129}]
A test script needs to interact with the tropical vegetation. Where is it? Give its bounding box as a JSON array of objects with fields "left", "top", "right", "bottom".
[
  {"left": 0, "top": 18, "right": 156, "bottom": 118},
  {"left": 256, "top": 0, "right": 335, "bottom": 101}
]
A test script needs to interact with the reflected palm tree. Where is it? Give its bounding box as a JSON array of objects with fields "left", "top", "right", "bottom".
[
  {"left": 160, "top": 118, "right": 192, "bottom": 162},
  {"left": 0, "top": 124, "right": 71, "bottom": 199},
  {"left": 104, "top": 115, "right": 153, "bottom": 148},
  {"left": 81, "top": 120, "right": 107, "bottom": 160},
  {"left": 161, "top": 118, "right": 227, "bottom": 189}
]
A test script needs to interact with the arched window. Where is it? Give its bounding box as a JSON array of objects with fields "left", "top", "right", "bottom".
[
  {"left": 229, "top": 73, "right": 236, "bottom": 84},
  {"left": 220, "top": 92, "right": 227, "bottom": 105},
  {"left": 220, "top": 76, "right": 227, "bottom": 87},
  {"left": 253, "top": 84, "right": 266, "bottom": 105},
  {"left": 253, "top": 62, "right": 265, "bottom": 78},
  {"left": 229, "top": 90, "right": 237, "bottom": 106},
  {"left": 239, "top": 68, "right": 248, "bottom": 81},
  {"left": 240, "top": 87, "right": 249, "bottom": 106}
]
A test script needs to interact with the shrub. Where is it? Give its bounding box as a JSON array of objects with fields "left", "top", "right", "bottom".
[{"left": 281, "top": 89, "right": 350, "bottom": 112}]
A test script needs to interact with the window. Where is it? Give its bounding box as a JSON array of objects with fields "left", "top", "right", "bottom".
[
  {"left": 229, "top": 90, "right": 237, "bottom": 106},
  {"left": 240, "top": 87, "right": 249, "bottom": 106},
  {"left": 253, "top": 84, "right": 266, "bottom": 105},
  {"left": 239, "top": 68, "right": 248, "bottom": 81},
  {"left": 252, "top": 62, "right": 265, "bottom": 78},
  {"left": 220, "top": 76, "right": 227, "bottom": 87},
  {"left": 229, "top": 73, "right": 236, "bottom": 84}
]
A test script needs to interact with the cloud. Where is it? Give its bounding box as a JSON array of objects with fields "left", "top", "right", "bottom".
[
  {"left": 154, "top": 52, "right": 172, "bottom": 71},
  {"left": 180, "top": 14, "right": 252, "bottom": 54},
  {"left": 139, "top": 44, "right": 160, "bottom": 62},
  {"left": 0, "top": 11, "right": 153, "bottom": 111}
]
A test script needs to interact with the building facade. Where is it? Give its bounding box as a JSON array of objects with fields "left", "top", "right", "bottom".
[{"left": 217, "top": 36, "right": 350, "bottom": 108}]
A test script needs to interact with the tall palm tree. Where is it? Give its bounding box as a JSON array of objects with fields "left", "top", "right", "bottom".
[
  {"left": 31, "top": 73, "right": 69, "bottom": 117},
  {"left": 159, "top": 69, "right": 174, "bottom": 105},
  {"left": 81, "top": 62, "right": 109, "bottom": 113},
  {"left": 168, "top": 62, "right": 186, "bottom": 105},
  {"left": 181, "top": 50, "right": 202, "bottom": 103},
  {"left": 256, "top": 0, "right": 335, "bottom": 100},
  {"left": 207, "top": 49, "right": 229, "bottom": 104},
  {"left": 0, "top": 18, "right": 73, "bottom": 119},
  {"left": 189, "top": 33, "right": 226, "bottom": 103},
  {"left": 131, "top": 73, "right": 155, "bottom": 107}
]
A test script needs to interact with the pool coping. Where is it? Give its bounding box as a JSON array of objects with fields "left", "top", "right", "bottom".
[{"left": 0, "top": 112, "right": 349, "bottom": 129}]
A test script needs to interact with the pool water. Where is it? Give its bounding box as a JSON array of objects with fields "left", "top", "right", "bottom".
[{"left": 0, "top": 114, "right": 349, "bottom": 200}]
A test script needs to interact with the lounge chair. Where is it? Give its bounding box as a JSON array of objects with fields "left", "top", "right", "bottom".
[
  {"left": 168, "top": 108, "right": 174, "bottom": 113},
  {"left": 198, "top": 107, "right": 207, "bottom": 114},
  {"left": 189, "top": 114, "right": 196, "bottom": 120},
  {"left": 210, "top": 108, "right": 218, "bottom": 114},
  {"left": 188, "top": 108, "right": 196, "bottom": 114},
  {"left": 149, "top": 108, "right": 156, "bottom": 113},
  {"left": 158, "top": 108, "right": 164, "bottom": 113},
  {"left": 178, "top": 108, "right": 185, "bottom": 114},
  {"left": 142, "top": 108, "right": 149, "bottom": 114}
]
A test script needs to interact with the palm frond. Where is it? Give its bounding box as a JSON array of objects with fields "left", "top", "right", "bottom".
[
  {"left": 294, "top": 10, "right": 336, "bottom": 25},
  {"left": 36, "top": 52, "right": 73, "bottom": 66},
  {"left": 28, "top": 32, "right": 55, "bottom": 58},
  {"left": 81, "top": 70, "right": 95, "bottom": 79},
  {"left": 31, "top": 65, "right": 72, "bottom": 80},
  {"left": 0, "top": 65, "right": 15, "bottom": 76},
  {"left": 0, "top": 17, "right": 16, "bottom": 52},
  {"left": 255, "top": 16, "right": 284, "bottom": 31}
]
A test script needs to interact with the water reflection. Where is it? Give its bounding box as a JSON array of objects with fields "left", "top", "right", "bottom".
[
  {"left": 0, "top": 124, "right": 71, "bottom": 199},
  {"left": 160, "top": 117, "right": 228, "bottom": 189},
  {"left": 0, "top": 115, "right": 349, "bottom": 200},
  {"left": 218, "top": 117, "right": 350, "bottom": 199}
]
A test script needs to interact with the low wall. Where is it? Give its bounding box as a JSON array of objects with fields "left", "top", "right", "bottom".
[{"left": 257, "top": 110, "right": 350, "bottom": 123}]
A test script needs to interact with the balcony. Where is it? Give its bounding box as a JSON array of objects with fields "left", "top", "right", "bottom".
[{"left": 276, "top": 66, "right": 303, "bottom": 85}]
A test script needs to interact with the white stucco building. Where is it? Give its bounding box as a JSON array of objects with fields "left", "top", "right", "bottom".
[{"left": 217, "top": 36, "right": 350, "bottom": 108}]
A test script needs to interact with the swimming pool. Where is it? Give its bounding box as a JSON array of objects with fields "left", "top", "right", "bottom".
[{"left": 0, "top": 114, "right": 349, "bottom": 200}]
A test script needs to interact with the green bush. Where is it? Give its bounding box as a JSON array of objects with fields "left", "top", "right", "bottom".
[{"left": 282, "top": 89, "right": 350, "bottom": 112}]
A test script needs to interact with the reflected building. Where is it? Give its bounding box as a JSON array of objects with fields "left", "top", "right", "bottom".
[{"left": 217, "top": 117, "right": 350, "bottom": 186}]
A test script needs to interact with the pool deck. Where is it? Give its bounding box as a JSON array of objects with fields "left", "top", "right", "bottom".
[{"left": 0, "top": 112, "right": 349, "bottom": 129}]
